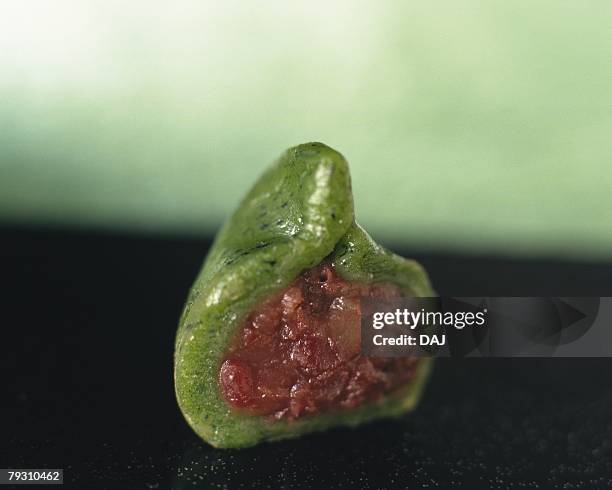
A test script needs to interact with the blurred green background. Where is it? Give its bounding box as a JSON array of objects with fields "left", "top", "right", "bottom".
[{"left": 1, "top": 1, "right": 610, "bottom": 258}]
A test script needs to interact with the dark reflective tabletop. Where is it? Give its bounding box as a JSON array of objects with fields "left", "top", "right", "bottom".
[{"left": 2, "top": 227, "right": 611, "bottom": 489}]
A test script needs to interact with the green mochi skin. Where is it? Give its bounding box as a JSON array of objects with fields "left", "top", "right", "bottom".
[{"left": 174, "top": 142, "right": 434, "bottom": 448}]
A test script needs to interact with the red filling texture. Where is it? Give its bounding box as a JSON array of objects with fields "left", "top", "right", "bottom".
[{"left": 219, "top": 262, "right": 419, "bottom": 420}]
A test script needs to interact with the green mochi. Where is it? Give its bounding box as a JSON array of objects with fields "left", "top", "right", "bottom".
[{"left": 174, "top": 142, "right": 434, "bottom": 448}]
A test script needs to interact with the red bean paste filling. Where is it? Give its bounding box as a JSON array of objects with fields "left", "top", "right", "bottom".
[{"left": 219, "top": 261, "right": 419, "bottom": 420}]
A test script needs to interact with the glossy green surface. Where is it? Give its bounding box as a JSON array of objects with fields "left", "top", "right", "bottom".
[{"left": 174, "top": 143, "right": 433, "bottom": 448}]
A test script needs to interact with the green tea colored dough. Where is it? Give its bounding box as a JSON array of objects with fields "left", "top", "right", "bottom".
[{"left": 174, "top": 142, "right": 434, "bottom": 448}]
